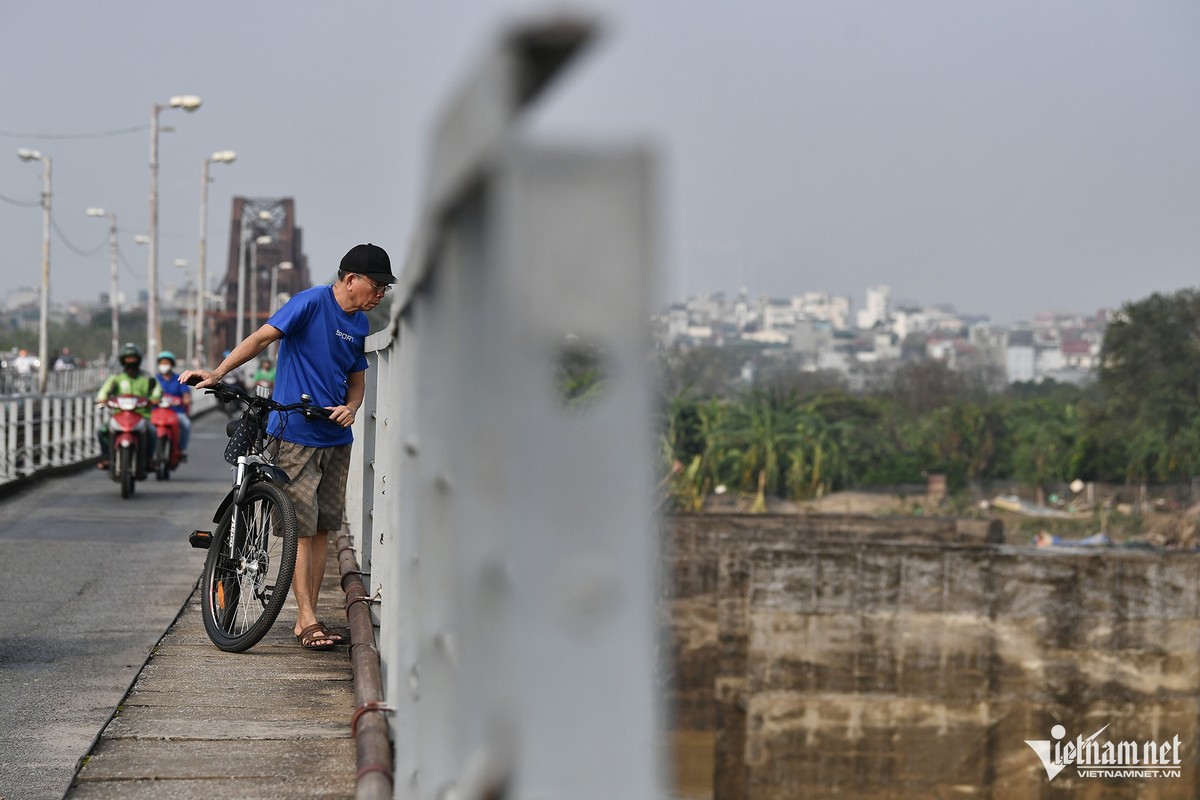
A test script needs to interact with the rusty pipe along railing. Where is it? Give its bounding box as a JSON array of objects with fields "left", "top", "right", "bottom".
[{"left": 336, "top": 530, "right": 392, "bottom": 800}]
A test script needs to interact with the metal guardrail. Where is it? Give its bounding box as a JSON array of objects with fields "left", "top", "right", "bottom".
[
  {"left": 344, "top": 14, "right": 664, "bottom": 799},
  {"left": 0, "top": 380, "right": 218, "bottom": 485},
  {"left": 0, "top": 395, "right": 106, "bottom": 481},
  {"left": 0, "top": 366, "right": 108, "bottom": 397}
]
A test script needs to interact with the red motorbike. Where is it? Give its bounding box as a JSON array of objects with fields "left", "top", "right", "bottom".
[
  {"left": 151, "top": 395, "right": 183, "bottom": 481},
  {"left": 106, "top": 394, "right": 151, "bottom": 498}
]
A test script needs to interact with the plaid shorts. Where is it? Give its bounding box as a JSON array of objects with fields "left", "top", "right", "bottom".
[{"left": 269, "top": 438, "right": 352, "bottom": 537}]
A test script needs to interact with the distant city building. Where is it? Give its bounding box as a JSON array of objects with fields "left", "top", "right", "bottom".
[
  {"left": 2, "top": 287, "right": 39, "bottom": 312},
  {"left": 856, "top": 285, "right": 891, "bottom": 330},
  {"left": 656, "top": 282, "right": 1108, "bottom": 388}
]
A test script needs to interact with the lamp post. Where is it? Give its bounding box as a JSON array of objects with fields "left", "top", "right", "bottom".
[
  {"left": 235, "top": 212, "right": 273, "bottom": 345},
  {"left": 198, "top": 150, "right": 236, "bottom": 366},
  {"left": 17, "top": 148, "right": 51, "bottom": 394},
  {"left": 148, "top": 94, "right": 201, "bottom": 360},
  {"left": 270, "top": 261, "right": 293, "bottom": 316},
  {"left": 85, "top": 208, "right": 119, "bottom": 362},
  {"left": 248, "top": 234, "right": 272, "bottom": 335},
  {"left": 269, "top": 261, "right": 293, "bottom": 361},
  {"left": 173, "top": 258, "right": 193, "bottom": 365}
]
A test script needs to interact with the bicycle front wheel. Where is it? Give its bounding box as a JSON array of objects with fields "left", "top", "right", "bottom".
[{"left": 201, "top": 480, "right": 298, "bottom": 652}]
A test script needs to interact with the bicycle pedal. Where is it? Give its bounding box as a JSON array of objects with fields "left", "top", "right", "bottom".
[{"left": 189, "top": 529, "right": 213, "bottom": 549}]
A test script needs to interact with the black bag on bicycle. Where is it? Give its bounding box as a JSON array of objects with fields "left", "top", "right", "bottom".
[{"left": 223, "top": 411, "right": 260, "bottom": 464}]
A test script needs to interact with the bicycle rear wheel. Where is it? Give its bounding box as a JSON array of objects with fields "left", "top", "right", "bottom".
[{"left": 201, "top": 480, "right": 298, "bottom": 652}]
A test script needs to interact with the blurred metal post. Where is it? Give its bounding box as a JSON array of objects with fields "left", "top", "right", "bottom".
[
  {"left": 148, "top": 95, "right": 201, "bottom": 360},
  {"left": 353, "top": 14, "right": 664, "bottom": 800},
  {"left": 83, "top": 210, "right": 120, "bottom": 362},
  {"left": 17, "top": 148, "right": 51, "bottom": 394},
  {"left": 36, "top": 155, "right": 51, "bottom": 395},
  {"left": 198, "top": 151, "right": 236, "bottom": 366}
]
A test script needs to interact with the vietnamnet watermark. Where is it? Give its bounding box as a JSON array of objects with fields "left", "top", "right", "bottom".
[{"left": 1026, "top": 723, "right": 1183, "bottom": 781}]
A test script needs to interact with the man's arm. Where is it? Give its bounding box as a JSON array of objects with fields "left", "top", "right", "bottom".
[
  {"left": 179, "top": 324, "right": 282, "bottom": 389},
  {"left": 326, "top": 370, "right": 366, "bottom": 429}
]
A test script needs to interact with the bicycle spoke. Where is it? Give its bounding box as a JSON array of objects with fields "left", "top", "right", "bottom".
[{"left": 200, "top": 478, "right": 298, "bottom": 652}]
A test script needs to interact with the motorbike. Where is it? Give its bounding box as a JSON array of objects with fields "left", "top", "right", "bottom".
[
  {"left": 151, "top": 395, "right": 183, "bottom": 481},
  {"left": 105, "top": 394, "right": 151, "bottom": 498}
]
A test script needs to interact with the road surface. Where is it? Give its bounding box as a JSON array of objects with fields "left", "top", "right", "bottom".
[{"left": 0, "top": 411, "right": 232, "bottom": 800}]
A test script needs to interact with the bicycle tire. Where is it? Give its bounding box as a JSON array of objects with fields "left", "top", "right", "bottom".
[{"left": 200, "top": 480, "right": 298, "bottom": 652}]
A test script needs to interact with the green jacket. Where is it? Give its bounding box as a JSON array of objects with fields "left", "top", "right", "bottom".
[{"left": 97, "top": 371, "right": 162, "bottom": 419}]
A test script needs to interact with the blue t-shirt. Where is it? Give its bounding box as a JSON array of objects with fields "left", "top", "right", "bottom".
[
  {"left": 156, "top": 372, "right": 191, "bottom": 414},
  {"left": 265, "top": 285, "right": 369, "bottom": 447}
]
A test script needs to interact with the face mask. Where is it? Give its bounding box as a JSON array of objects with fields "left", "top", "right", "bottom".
[{"left": 158, "top": 363, "right": 172, "bottom": 375}]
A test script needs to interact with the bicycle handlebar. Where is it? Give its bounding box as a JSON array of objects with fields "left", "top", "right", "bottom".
[{"left": 185, "top": 375, "right": 333, "bottom": 421}]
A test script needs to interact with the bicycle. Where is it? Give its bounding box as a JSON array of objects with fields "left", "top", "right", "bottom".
[{"left": 187, "top": 379, "right": 332, "bottom": 652}]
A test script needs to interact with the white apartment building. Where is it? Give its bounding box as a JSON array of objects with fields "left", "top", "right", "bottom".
[
  {"left": 893, "top": 306, "right": 965, "bottom": 340},
  {"left": 761, "top": 298, "right": 796, "bottom": 331},
  {"left": 3, "top": 287, "right": 39, "bottom": 312},
  {"left": 856, "top": 285, "right": 890, "bottom": 330}
]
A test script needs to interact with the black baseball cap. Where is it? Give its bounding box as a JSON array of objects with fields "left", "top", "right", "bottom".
[{"left": 340, "top": 243, "right": 395, "bottom": 284}]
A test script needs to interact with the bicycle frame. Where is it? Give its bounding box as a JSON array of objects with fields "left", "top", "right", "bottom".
[
  {"left": 188, "top": 379, "right": 330, "bottom": 550},
  {"left": 207, "top": 453, "right": 293, "bottom": 553}
]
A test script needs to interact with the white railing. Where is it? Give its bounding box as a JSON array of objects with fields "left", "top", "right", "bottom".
[
  {"left": 0, "top": 365, "right": 108, "bottom": 397},
  {"left": 344, "top": 13, "right": 665, "bottom": 800},
  {"left": 0, "top": 383, "right": 218, "bottom": 485},
  {"left": 0, "top": 395, "right": 106, "bottom": 481}
]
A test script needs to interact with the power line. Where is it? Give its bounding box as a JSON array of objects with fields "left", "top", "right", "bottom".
[
  {"left": 50, "top": 215, "right": 107, "bottom": 257},
  {"left": 0, "top": 124, "right": 149, "bottom": 140},
  {"left": 119, "top": 246, "right": 145, "bottom": 280},
  {"left": 0, "top": 191, "right": 40, "bottom": 208}
]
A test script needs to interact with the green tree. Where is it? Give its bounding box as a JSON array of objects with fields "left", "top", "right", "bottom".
[
  {"left": 920, "top": 400, "right": 1002, "bottom": 490},
  {"left": 786, "top": 405, "right": 850, "bottom": 499},
  {"left": 1100, "top": 291, "right": 1200, "bottom": 439},
  {"left": 725, "top": 388, "right": 802, "bottom": 510},
  {"left": 1009, "top": 398, "right": 1078, "bottom": 504}
]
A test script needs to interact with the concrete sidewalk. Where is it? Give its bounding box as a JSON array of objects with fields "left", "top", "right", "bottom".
[{"left": 66, "top": 539, "right": 357, "bottom": 799}]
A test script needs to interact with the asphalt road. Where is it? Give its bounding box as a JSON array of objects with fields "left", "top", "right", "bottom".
[{"left": 0, "top": 411, "right": 234, "bottom": 800}]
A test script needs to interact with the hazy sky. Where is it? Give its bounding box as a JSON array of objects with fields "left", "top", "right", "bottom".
[{"left": 2, "top": 1, "right": 1198, "bottom": 326}]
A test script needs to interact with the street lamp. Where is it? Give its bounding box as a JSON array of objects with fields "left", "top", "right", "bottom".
[
  {"left": 134, "top": 235, "right": 150, "bottom": 329},
  {"left": 148, "top": 94, "right": 201, "bottom": 361},
  {"left": 235, "top": 212, "right": 273, "bottom": 344},
  {"left": 248, "top": 234, "right": 272, "bottom": 336},
  {"left": 85, "top": 208, "right": 119, "bottom": 362},
  {"left": 270, "top": 261, "right": 293, "bottom": 316},
  {"left": 269, "top": 261, "right": 293, "bottom": 361},
  {"left": 173, "top": 258, "right": 193, "bottom": 365},
  {"left": 198, "top": 150, "right": 236, "bottom": 366},
  {"left": 17, "top": 148, "right": 51, "bottom": 394}
]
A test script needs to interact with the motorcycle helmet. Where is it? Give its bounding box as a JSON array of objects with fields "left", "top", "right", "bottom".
[
  {"left": 119, "top": 342, "right": 143, "bottom": 368},
  {"left": 157, "top": 350, "right": 176, "bottom": 365}
]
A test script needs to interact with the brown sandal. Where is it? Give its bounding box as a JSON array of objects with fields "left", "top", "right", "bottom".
[
  {"left": 296, "top": 623, "right": 336, "bottom": 651},
  {"left": 317, "top": 620, "right": 344, "bottom": 643}
]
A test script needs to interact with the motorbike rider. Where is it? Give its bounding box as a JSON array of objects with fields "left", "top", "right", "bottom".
[
  {"left": 252, "top": 357, "right": 276, "bottom": 386},
  {"left": 154, "top": 350, "right": 192, "bottom": 462},
  {"left": 96, "top": 343, "right": 161, "bottom": 471}
]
